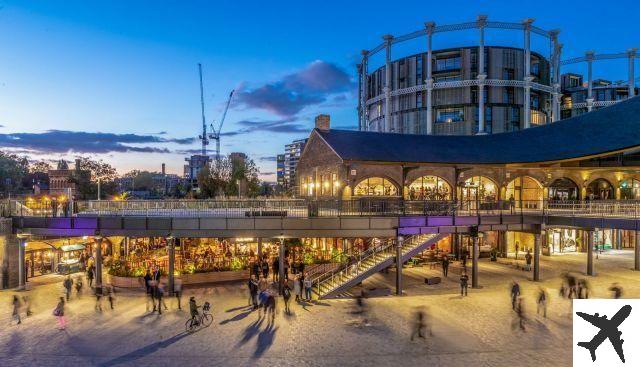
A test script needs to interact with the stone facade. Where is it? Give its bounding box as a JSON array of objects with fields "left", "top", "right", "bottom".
[{"left": 0, "top": 218, "right": 19, "bottom": 289}]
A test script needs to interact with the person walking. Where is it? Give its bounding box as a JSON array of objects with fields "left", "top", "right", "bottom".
[
  {"left": 515, "top": 297, "right": 526, "bottom": 332},
  {"left": 304, "top": 274, "right": 313, "bottom": 301},
  {"left": 459, "top": 271, "right": 469, "bottom": 296},
  {"left": 410, "top": 308, "right": 426, "bottom": 341},
  {"left": 293, "top": 274, "right": 302, "bottom": 302},
  {"left": 53, "top": 297, "right": 66, "bottom": 330},
  {"left": 272, "top": 257, "right": 279, "bottom": 283},
  {"left": 174, "top": 277, "right": 183, "bottom": 310},
  {"left": 156, "top": 282, "right": 168, "bottom": 314},
  {"left": 12, "top": 295, "right": 22, "bottom": 325},
  {"left": 442, "top": 256, "right": 449, "bottom": 277},
  {"left": 261, "top": 260, "right": 269, "bottom": 280},
  {"left": 63, "top": 276, "right": 73, "bottom": 301},
  {"left": 95, "top": 285, "right": 103, "bottom": 312},
  {"left": 22, "top": 295, "right": 32, "bottom": 317},
  {"left": 106, "top": 284, "right": 116, "bottom": 310},
  {"left": 609, "top": 283, "right": 623, "bottom": 299},
  {"left": 511, "top": 281, "right": 521, "bottom": 310},
  {"left": 282, "top": 282, "right": 292, "bottom": 314},
  {"left": 143, "top": 269, "right": 152, "bottom": 295},
  {"left": 249, "top": 277, "right": 259, "bottom": 309},
  {"left": 524, "top": 250, "right": 532, "bottom": 272},
  {"left": 536, "top": 287, "right": 547, "bottom": 318},
  {"left": 283, "top": 258, "right": 290, "bottom": 281},
  {"left": 74, "top": 276, "right": 83, "bottom": 298},
  {"left": 87, "top": 266, "right": 94, "bottom": 288},
  {"left": 461, "top": 252, "right": 467, "bottom": 270}
]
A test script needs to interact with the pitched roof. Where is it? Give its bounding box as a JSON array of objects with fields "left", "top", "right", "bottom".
[{"left": 315, "top": 96, "right": 640, "bottom": 165}]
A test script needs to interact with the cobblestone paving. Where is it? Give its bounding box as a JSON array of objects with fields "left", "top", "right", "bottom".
[{"left": 1, "top": 250, "right": 639, "bottom": 366}]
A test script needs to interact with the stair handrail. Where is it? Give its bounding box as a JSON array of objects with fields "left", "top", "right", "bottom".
[
  {"left": 305, "top": 243, "right": 356, "bottom": 283},
  {"left": 314, "top": 240, "right": 395, "bottom": 295}
]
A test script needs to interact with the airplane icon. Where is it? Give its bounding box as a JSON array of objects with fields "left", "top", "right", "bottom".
[{"left": 576, "top": 305, "right": 632, "bottom": 363}]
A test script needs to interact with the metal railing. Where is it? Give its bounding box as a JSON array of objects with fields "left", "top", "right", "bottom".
[{"left": 10, "top": 198, "right": 640, "bottom": 220}]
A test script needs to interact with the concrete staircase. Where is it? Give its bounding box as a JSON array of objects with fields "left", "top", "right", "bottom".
[{"left": 313, "top": 233, "right": 447, "bottom": 299}]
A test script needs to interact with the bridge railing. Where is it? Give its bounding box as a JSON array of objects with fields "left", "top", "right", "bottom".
[{"left": 7, "top": 198, "right": 640, "bottom": 219}]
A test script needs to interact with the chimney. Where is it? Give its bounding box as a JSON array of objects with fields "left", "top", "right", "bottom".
[
  {"left": 75, "top": 158, "right": 81, "bottom": 172},
  {"left": 315, "top": 114, "right": 330, "bottom": 131},
  {"left": 161, "top": 163, "right": 166, "bottom": 175}
]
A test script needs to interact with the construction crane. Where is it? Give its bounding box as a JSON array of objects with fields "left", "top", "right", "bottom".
[
  {"left": 197, "top": 63, "right": 210, "bottom": 157},
  {"left": 209, "top": 89, "right": 234, "bottom": 160}
]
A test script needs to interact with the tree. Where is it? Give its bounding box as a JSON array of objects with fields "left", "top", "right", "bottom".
[
  {"left": 197, "top": 158, "right": 231, "bottom": 199},
  {"left": 30, "top": 160, "right": 52, "bottom": 174},
  {"left": 0, "top": 152, "right": 29, "bottom": 196},
  {"left": 71, "top": 157, "right": 118, "bottom": 199},
  {"left": 225, "top": 157, "right": 260, "bottom": 198}
]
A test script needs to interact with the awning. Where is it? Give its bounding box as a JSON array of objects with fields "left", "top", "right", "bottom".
[
  {"left": 25, "top": 241, "right": 55, "bottom": 251},
  {"left": 61, "top": 244, "right": 86, "bottom": 252}
]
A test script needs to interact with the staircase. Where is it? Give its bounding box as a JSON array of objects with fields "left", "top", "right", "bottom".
[{"left": 312, "top": 233, "right": 447, "bottom": 299}]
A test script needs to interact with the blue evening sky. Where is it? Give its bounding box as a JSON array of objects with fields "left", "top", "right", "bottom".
[{"left": 0, "top": 0, "right": 638, "bottom": 180}]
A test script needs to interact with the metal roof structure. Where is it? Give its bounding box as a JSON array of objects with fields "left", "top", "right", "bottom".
[{"left": 316, "top": 96, "right": 640, "bottom": 165}]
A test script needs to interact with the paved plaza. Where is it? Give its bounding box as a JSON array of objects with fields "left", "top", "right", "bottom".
[{"left": 1, "top": 251, "right": 638, "bottom": 367}]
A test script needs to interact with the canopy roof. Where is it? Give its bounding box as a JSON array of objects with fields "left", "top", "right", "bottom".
[{"left": 316, "top": 96, "right": 640, "bottom": 165}]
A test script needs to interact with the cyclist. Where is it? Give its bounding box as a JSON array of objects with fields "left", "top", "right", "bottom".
[{"left": 189, "top": 296, "right": 200, "bottom": 324}]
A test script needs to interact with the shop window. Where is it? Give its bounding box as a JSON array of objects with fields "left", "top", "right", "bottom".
[
  {"left": 506, "top": 176, "right": 543, "bottom": 209},
  {"left": 549, "top": 178, "right": 579, "bottom": 201},
  {"left": 620, "top": 178, "right": 640, "bottom": 200},
  {"left": 354, "top": 177, "right": 398, "bottom": 196},
  {"left": 436, "top": 107, "right": 464, "bottom": 123},
  {"left": 586, "top": 178, "right": 614, "bottom": 200},
  {"left": 408, "top": 176, "right": 451, "bottom": 200}
]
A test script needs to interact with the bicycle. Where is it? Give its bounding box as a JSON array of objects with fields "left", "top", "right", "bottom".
[{"left": 185, "top": 302, "right": 213, "bottom": 333}]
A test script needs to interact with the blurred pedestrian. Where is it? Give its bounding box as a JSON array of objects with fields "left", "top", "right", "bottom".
[
  {"left": 74, "top": 276, "right": 83, "bottom": 297},
  {"left": 442, "top": 256, "right": 449, "bottom": 277},
  {"left": 460, "top": 271, "right": 469, "bottom": 296},
  {"left": 304, "top": 275, "right": 313, "bottom": 301},
  {"left": 106, "top": 284, "right": 116, "bottom": 310},
  {"left": 609, "top": 282, "right": 623, "bottom": 299},
  {"left": 511, "top": 281, "right": 521, "bottom": 310},
  {"left": 294, "top": 274, "right": 302, "bottom": 302},
  {"left": 579, "top": 279, "right": 590, "bottom": 299},
  {"left": 87, "top": 266, "right": 94, "bottom": 288},
  {"left": 282, "top": 282, "right": 292, "bottom": 314},
  {"left": 147, "top": 280, "right": 156, "bottom": 312},
  {"left": 410, "top": 307, "right": 432, "bottom": 341},
  {"left": 143, "top": 269, "right": 152, "bottom": 294},
  {"left": 12, "top": 295, "right": 22, "bottom": 325},
  {"left": 354, "top": 293, "right": 370, "bottom": 326},
  {"left": 524, "top": 250, "right": 532, "bottom": 272},
  {"left": 261, "top": 260, "right": 269, "bottom": 280},
  {"left": 536, "top": 287, "right": 547, "bottom": 318},
  {"left": 249, "top": 277, "right": 259, "bottom": 309},
  {"left": 53, "top": 297, "right": 66, "bottom": 330},
  {"left": 565, "top": 273, "right": 576, "bottom": 299},
  {"left": 22, "top": 295, "right": 32, "bottom": 317},
  {"left": 156, "top": 282, "right": 168, "bottom": 314},
  {"left": 514, "top": 297, "right": 526, "bottom": 332},
  {"left": 63, "top": 276, "right": 73, "bottom": 301},
  {"left": 95, "top": 285, "right": 103, "bottom": 312},
  {"left": 174, "top": 277, "right": 183, "bottom": 310},
  {"left": 272, "top": 257, "right": 279, "bottom": 283}
]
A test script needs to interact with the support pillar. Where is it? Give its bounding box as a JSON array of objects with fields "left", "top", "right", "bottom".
[
  {"left": 629, "top": 48, "right": 637, "bottom": 98},
  {"left": 95, "top": 236, "right": 103, "bottom": 289},
  {"left": 383, "top": 34, "right": 394, "bottom": 132},
  {"left": 635, "top": 230, "right": 640, "bottom": 271},
  {"left": 533, "top": 233, "right": 541, "bottom": 281},
  {"left": 257, "top": 238, "right": 263, "bottom": 259},
  {"left": 425, "top": 22, "right": 435, "bottom": 135},
  {"left": 587, "top": 231, "right": 594, "bottom": 276},
  {"left": 550, "top": 30, "right": 561, "bottom": 122},
  {"left": 586, "top": 51, "right": 595, "bottom": 112},
  {"left": 477, "top": 15, "right": 487, "bottom": 134},
  {"left": 278, "top": 238, "right": 285, "bottom": 295},
  {"left": 396, "top": 236, "right": 404, "bottom": 295},
  {"left": 18, "top": 239, "right": 25, "bottom": 290},
  {"left": 472, "top": 236, "right": 479, "bottom": 288},
  {"left": 357, "top": 63, "right": 363, "bottom": 131},
  {"left": 168, "top": 237, "right": 175, "bottom": 294}
]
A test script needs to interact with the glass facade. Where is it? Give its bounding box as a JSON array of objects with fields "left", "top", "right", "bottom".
[
  {"left": 354, "top": 177, "right": 398, "bottom": 196},
  {"left": 408, "top": 176, "right": 451, "bottom": 200}
]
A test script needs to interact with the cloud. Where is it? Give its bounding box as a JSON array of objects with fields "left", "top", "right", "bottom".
[
  {"left": 0, "top": 130, "right": 195, "bottom": 154},
  {"left": 259, "top": 156, "right": 278, "bottom": 162},
  {"left": 221, "top": 118, "right": 309, "bottom": 137},
  {"left": 234, "top": 60, "right": 353, "bottom": 117}
]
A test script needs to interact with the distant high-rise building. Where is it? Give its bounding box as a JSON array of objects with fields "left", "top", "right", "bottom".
[
  {"left": 184, "top": 154, "right": 209, "bottom": 189},
  {"left": 280, "top": 138, "right": 308, "bottom": 189},
  {"left": 276, "top": 154, "right": 285, "bottom": 187}
]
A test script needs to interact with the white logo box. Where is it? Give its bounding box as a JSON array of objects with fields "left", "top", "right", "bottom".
[{"left": 573, "top": 299, "right": 640, "bottom": 366}]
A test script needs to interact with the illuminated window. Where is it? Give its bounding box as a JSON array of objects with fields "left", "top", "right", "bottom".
[
  {"left": 408, "top": 176, "right": 451, "bottom": 200},
  {"left": 354, "top": 177, "right": 398, "bottom": 197}
]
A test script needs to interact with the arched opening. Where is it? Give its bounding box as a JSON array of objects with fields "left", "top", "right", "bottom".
[
  {"left": 548, "top": 178, "right": 579, "bottom": 201},
  {"left": 353, "top": 177, "right": 399, "bottom": 197},
  {"left": 587, "top": 178, "right": 614, "bottom": 200},
  {"left": 506, "top": 176, "right": 543, "bottom": 209},
  {"left": 619, "top": 178, "right": 640, "bottom": 200},
  {"left": 407, "top": 175, "right": 451, "bottom": 200},
  {"left": 459, "top": 176, "right": 497, "bottom": 210}
]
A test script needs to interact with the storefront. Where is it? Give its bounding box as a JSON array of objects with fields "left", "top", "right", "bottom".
[
  {"left": 408, "top": 175, "right": 451, "bottom": 200},
  {"left": 353, "top": 177, "right": 399, "bottom": 197},
  {"left": 587, "top": 179, "right": 614, "bottom": 200},
  {"left": 506, "top": 176, "right": 543, "bottom": 209},
  {"left": 620, "top": 178, "right": 640, "bottom": 200},
  {"left": 25, "top": 242, "right": 55, "bottom": 278},
  {"left": 459, "top": 176, "right": 498, "bottom": 210},
  {"left": 546, "top": 229, "right": 580, "bottom": 254},
  {"left": 549, "top": 178, "right": 579, "bottom": 201},
  {"left": 58, "top": 243, "right": 86, "bottom": 274}
]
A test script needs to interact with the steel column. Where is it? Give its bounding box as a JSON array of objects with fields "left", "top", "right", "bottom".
[
  {"left": 586, "top": 51, "right": 595, "bottom": 112},
  {"left": 587, "top": 231, "right": 594, "bottom": 276},
  {"left": 523, "top": 19, "right": 533, "bottom": 129},
  {"left": 278, "top": 238, "right": 285, "bottom": 295},
  {"left": 383, "top": 35, "right": 394, "bottom": 132},
  {"left": 533, "top": 233, "right": 541, "bottom": 281},
  {"left": 472, "top": 236, "right": 479, "bottom": 288},
  {"left": 629, "top": 48, "right": 637, "bottom": 98},
  {"left": 550, "top": 30, "right": 560, "bottom": 122},
  {"left": 396, "top": 236, "right": 404, "bottom": 295},
  {"left": 477, "top": 15, "right": 487, "bottom": 134},
  {"left": 18, "top": 239, "right": 25, "bottom": 290},
  {"left": 95, "top": 237, "right": 103, "bottom": 289},
  {"left": 168, "top": 237, "right": 175, "bottom": 294},
  {"left": 425, "top": 22, "right": 435, "bottom": 135},
  {"left": 361, "top": 50, "right": 369, "bottom": 130}
]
